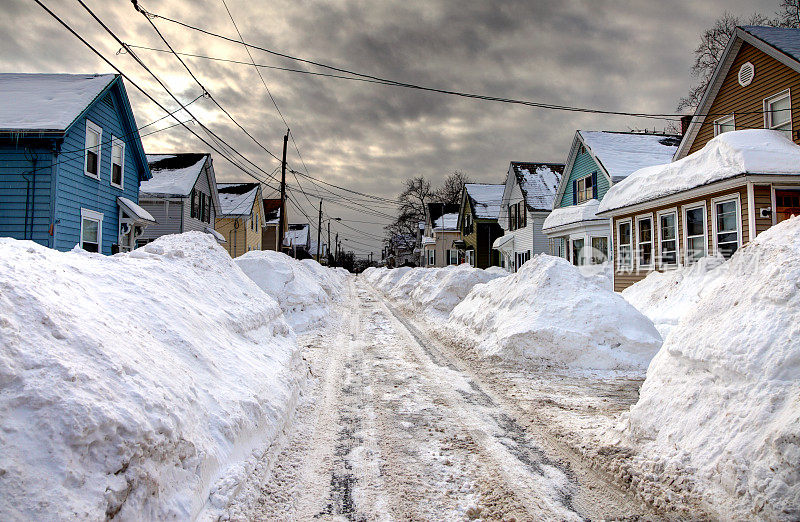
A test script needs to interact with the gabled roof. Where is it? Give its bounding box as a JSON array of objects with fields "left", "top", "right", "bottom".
[
  {"left": 598, "top": 129, "right": 800, "bottom": 214},
  {"left": 284, "top": 223, "right": 310, "bottom": 247},
  {"left": 675, "top": 25, "right": 800, "bottom": 160},
  {"left": 464, "top": 183, "right": 504, "bottom": 220},
  {"left": 434, "top": 213, "right": 459, "bottom": 231},
  {"left": 508, "top": 161, "right": 564, "bottom": 211},
  {"left": 0, "top": 73, "right": 116, "bottom": 132},
  {"left": 262, "top": 198, "right": 282, "bottom": 224},
  {"left": 142, "top": 153, "right": 208, "bottom": 195},
  {"left": 217, "top": 182, "right": 261, "bottom": 217},
  {"left": 426, "top": 202, "right": 460, "bottom": 228}
]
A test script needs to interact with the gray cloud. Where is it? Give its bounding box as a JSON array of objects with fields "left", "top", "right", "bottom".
[{"left": 0, "top": 0, "right": 780, "bottom": 254}]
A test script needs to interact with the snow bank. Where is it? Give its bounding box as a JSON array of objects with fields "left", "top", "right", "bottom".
[
  {"left": 235, "top": 250, "right": 346, "bottom": 332},
  {"left": 448, "top": 255, "right": 662, "bottom": 370},
  {"left": 409, "top": 264, "right": 506, "bottom": 316},
  {"left": 0, "top": 232, "right": 303, "bottom": 520},
  {"left": 619, "top": 217, "right": 800, "bottom": 520},
  {"left": 367, "top": 266, "right": 413, "bottom": 293},
  {"left": 621, "top": 255, "right": 727, "bottom": 338}
]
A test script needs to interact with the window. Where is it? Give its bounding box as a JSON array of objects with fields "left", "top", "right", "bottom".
[
  {"left": 427, "top": 249, "right": 435, "bottom": 266},
  {"left": 465, "top": 250, "right": 474, "bottom": 266},
  {"left": 518, "top": 202, "right": 526, "bottom": 228},
  {"left": 657, "top": 210, "right": 679, "bottom": 268},
  {"left": 84, "top": 120, "right": 102, "bottom": 179},
  {"left": 636, "top": 215, "right": 653, "bottom": 268},
  {"left": 571, "top": 238, "right": 585, "bottom": 266},
  {"left": 80, "top": 208, "right": 103, "bottom": 253},
  {"left": 765, "top": 90, "right": 792, "bottom": 135},
  {"left": 617, "top": 219, "right": 632, "bottom": 269},
  {"left": 713, "top": 196, "right": 741, "bottom": 259},
  {"left": 110, "top": 137, "right": 124, "bottom": 188},
  {"left": 191, "top": 190, "right": 197, "bottom": 219},
  {"left": 447, "top": 249, "right": 459, "bottom": 265},
  {"left": 714, "top": 115, "right": 735, "bottom": 136},
  {"left": 684, "top": 204, "right": 707, "bottom": 264},
  {"left": 508, "top": 204, "right": 516, "bottom": 231},
  {"left": 577, "top": 175, "right": 594, "bottom": 203},
  {"left": 515, "top": 250, "right": 531, "bottom": 270},
  {"left": 590, "top": 236, "right": 608, "bottom": 264}
]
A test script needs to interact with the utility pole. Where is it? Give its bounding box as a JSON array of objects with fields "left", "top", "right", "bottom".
[
  {"left": 327, "top": 220, "right": 331, "bottom": 265},
  {"left": 316, "top": 200, "right": 322, "bottom": 262},
  {"left": 278, "top": 130, "right": 289, "bottom": 252},
  {"left": 335, "top": 233, "right": 339, "bottom": 264}
]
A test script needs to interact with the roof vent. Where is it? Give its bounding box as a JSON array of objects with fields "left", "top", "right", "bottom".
[{"left": 738, "top": 62, "right": 754, "bottom": 87}]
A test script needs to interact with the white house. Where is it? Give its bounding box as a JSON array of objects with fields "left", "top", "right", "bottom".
[{"left": 493, "top": 161, "right": 564, "bottom": 271}]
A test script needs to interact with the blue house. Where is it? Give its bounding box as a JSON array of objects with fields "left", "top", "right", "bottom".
[
  {"left": 0, "top": 73, "right": 155, "bottom": 254},
  {"left": 542, "top": 131, "right": 679, "bottom": 266}
]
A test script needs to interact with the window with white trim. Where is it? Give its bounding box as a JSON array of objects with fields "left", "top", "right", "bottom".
[
  {"left": 714, "top": 115, "right": 735, "bottom": 136},
  {"left": 447, "top": 249, "right": 459, "bottom": 265},
  {"left": 617, "top": 219, "right": 632, "bottom": 269},
  {"left": 765, "top": 90, "right": 792, "bottom": 135},
  {"left": 658, "top": 210, "right": 679, "bottom": 268},
  {"left": 80, "top": 208, "right": 103, "bottom": 253},
  {"left": 110, "top": 137, "right": 124, "bottom": 188},
  {"left": 571, "top": 238, "right": 585, "bottom": 266},
  {"left": 636, "top": 215, "right": 653, "bottom": 268},
  {"left": 84, "top": 120, "right": 102, "bottom": 179},
  {"left": 713, "top": 196, "right": 741, "bottom": 259},
  {"left": 590, "top": 236, "right": 608, "bottom": 264},
  {"left": 427, "top": 249, "right": 435, "bottom": 266},
  {"left": 465, "top": 249, "right": 474, "bottom": 266},
  {"left": 684, "top": 204, "right": 706, "bottom": 264},
  {"left": 576, "top": 175, "right": 593, "bottom": 203}
]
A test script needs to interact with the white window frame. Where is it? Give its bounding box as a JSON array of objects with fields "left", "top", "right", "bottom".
[
  {"left": 427, "top": 249, "right": 435, "bottom": 266},
  {"left": 682, "top": 202, "right": 708, "bottom": 265},
  {"left": 656, "top": 207, "right": 680, "bottom": 269},
  {"left": 465, "top": 249, "right": 474, "bottom": 266},
  {"left": 710, "top": 193, "right": 742, "bottom": 258},
  {"left": 110, "top": 136, "right": 125, "bottom": 189},
  {"left": 616, "top": 218, "right": 633, "bottom": 269},
  {"left": 84, "top": 119, "right": 102, "bottom": 180},
  {"left": 576, "top": 174, "right": 594, "bottom": 204},
  {"left": 79, "top": 208, "right": 104, "bottom": 252},
  {"left": 713, "top": 114, "right": 735, "bottom": 136},
  {"left": 589, "top": 235, "right": 609, "bottom": 265},
  {"left": 447, "top": 249, "right": 459, "bottom": 265},
  {"left": 635, "top": 213, "right": 654, "bottom": 270},
  {"left": 764, "top": 89, "right": 792, "bottom": 133}
]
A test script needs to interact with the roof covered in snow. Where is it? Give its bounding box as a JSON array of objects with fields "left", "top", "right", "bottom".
[
  {"left": 427, "top": 203, "right": 460, "bottom": 228},
  {"left": 218, "top": 183, "right": 260, "bottom": 217},
  {"left": 543, "top": 199, "right": 603, "bottom": 232},
  {"left": 263, "top": 199, "right": 282, "bottom": 224},
  {"left": 509, "top": 162, "right": 564, "bottom": 211},
  {"left": 580, "top": 131, "right": 681, "bottom": 182},
  {"left": 283, "top": 223, "right": 309, "bottom": 247},
  {"left": 741, "top": 25, "right": 800, "bottom": 63},
  {"left": 141, "top": 154, "right": 209, "bottom": 197},
  {"left": 599, "top": 130, "right": 800, "bottom": 214},
  {"left": 434, "top": 213, "right": 459, "bottom": 231},
  {"left": 464, "top": 183, "right": 504, "bottom": 220},
  {"left": 118, "top": 197, "right": 156, "bottom": 225},
  {"left": 0, "top": 73, "right": 116, "bottom": 132}
]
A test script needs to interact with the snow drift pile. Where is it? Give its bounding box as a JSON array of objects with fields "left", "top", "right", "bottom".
[
  {"left": 619, "top": 217, "right": 800, "bottom": 520},
  {"left": 366, "top": 265, "right": 506, "bottom": 316},
  {"left": 235, "top": 250, "right": 346, "bottom": 332},
  {"left": 0, "top": 233, "right": 304, "bottom": 520},
  {"left": 448, "top": 255, "right": 662, "bottom": 370},
  {"left": 621, "top": 255, "right": 727, "bottom": 338}
]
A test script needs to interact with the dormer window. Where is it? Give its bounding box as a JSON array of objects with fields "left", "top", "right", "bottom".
[{"left": 85, "top": 120, "right": 102, "bottom": 179}]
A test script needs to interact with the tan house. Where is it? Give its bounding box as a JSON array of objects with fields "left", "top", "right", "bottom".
[
  {"left": 421, "top": 203, "right": 461, "bottom": 267},
  {"left": 598, "top": 25, "right": 800, "bottom": 292},
  {"left": 215, "top": 183, "right": 264, "bottom": 257}
]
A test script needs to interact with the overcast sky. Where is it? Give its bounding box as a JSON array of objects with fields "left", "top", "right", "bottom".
[{"left": 2, "top": 0, "right": 779, "bottom": 255}]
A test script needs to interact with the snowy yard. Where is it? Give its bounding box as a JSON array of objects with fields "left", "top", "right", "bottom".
[{"left": 1, "top": 222, "right": 799, "bottom": 520}]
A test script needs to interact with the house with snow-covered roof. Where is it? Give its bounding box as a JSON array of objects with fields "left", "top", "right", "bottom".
[
  {"left": 261, "top": 198, "right": 286, "bottom": 251},
  {"left": 542, "top": 131, "right": 679, "bottom": 267},
  {"left": 215, "top": 182, "right": 264, "bottom": 257},
  {"left": 0, "top": 73, "right": 156, "bottom": 254},
  {"left": 493, "top": 161, "right": 563, "bottom": 272},
  {"left": 597, "top": 129, "right": 800, "bottom": 291},
  {"left": 422, "top": 202, "right": 461, "bottom": 267},
  {"left": 457, "top": 183, "right": 504, "bottom": 268},
  {"left": 284, "top": 223, "right": 310, "bottom": 258},
  {"left": 137, "top": 153, "right": 223, "bottom": 247}
]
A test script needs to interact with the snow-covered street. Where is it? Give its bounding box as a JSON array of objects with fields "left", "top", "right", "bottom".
[{"left": 220, "top": 277, "right": 670, "bottom": 521}]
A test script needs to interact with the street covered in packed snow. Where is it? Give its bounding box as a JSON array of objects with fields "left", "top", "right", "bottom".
[{"left": 1, "top": 217, "right": 798, "bottom": 520}]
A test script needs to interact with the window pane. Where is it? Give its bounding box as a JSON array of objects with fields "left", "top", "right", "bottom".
[
  {"left": 661, "top": 239, "right": 677, "bottom": 265},
  {"left": 770, "top": 95, "right": 791, "bottom": 127},
  {"left": 660, "top": 213, "right": 676, "bottom": 241},
  {"left": 82, "top": 218, "right": 98, "bottom": 243},
  {"left": 716, "top": 201, "right": 737, "bottom": 232},
  {"left": 572, "top": 239, "right": 584, "bottom": 266},
  {"left": 86, "top": 129, "right": 99, "bottom": 148},
  {"left": 687, "top": 236, "right": 705, "bottom": 262},
  {"left": 619, "top": 245, "right": 632, "bottom": 267},
  {"left": 619, "top": 222, "right": 631, "bottom": 245},
  {"left": 86, "top": 151, "right": 98, "bottom": 175},
  {"left": 112, "top": 164, "right": 122, "bottom": 186},
  {"left": 638, "top": 218, "right": 652, "bottom": 243},
  {"left": 686, "top": 207, "right": 704, "bottom": 236},
  {"left": 591, "top": 237, "right": 607, "bottom": 264},
  {"left": 112, "top": 142, "right": 123, "bottom": 164}
]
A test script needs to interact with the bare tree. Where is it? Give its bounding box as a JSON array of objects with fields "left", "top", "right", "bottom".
[
  {"left": 434, "top": 170, "right": 471, "bottom": 206},
  {"left": 775, "top": 0, "right": 800, "bottom": 27},
  {"left": 678, "top": 11, "right": 772, "bottom": 111},
  {"left": 384, "top": 176, "right": 432, "bottom": 255}
]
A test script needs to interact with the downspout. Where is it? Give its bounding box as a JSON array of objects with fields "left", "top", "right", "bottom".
[{"left": 49, "top": 140, "right": 61, "bottom": 248}]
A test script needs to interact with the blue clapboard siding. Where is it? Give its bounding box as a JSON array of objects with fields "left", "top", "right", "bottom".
[
  {"left": 0, "top": 144, "right": 55, "bottom": 247},
  {"left": 53, "top": 87, "right": 144, "bottom": 254},
  {"left": 558, "top": 146, "right": 611, "bottom": 208}
]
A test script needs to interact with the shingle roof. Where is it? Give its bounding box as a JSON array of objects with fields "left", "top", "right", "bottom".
[
  {"left": 427, "top": 203, "right": 460, "bottom": 227},
  {"left": 218, "top": 183, "right": 260, "bottom": 216},
  {"left": 579, "top": 131, "right": 681, "bottom": 182},
  {"left": 0, "top": 73, "right": 116, "bottom": 132},
  {"left": 141, "top": 153, "right": 209, "bottom": 196},
  {"left": 509, "top": 162, "right": 564, "bottom": 211},
  {"left": 464, "top": 183, "right": 504, "bottom": 220},
  {"left": 742, "top": 25, "right": 800, "bottom": 63}
]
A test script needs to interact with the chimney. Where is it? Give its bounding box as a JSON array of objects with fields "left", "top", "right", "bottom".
[{"left": 680, "top": 115, "right": 693, "bottom": 136}]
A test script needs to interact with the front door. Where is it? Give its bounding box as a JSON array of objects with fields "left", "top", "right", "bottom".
[{"left": 776, "top": 190, "right": 800, "bottom": 223}]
